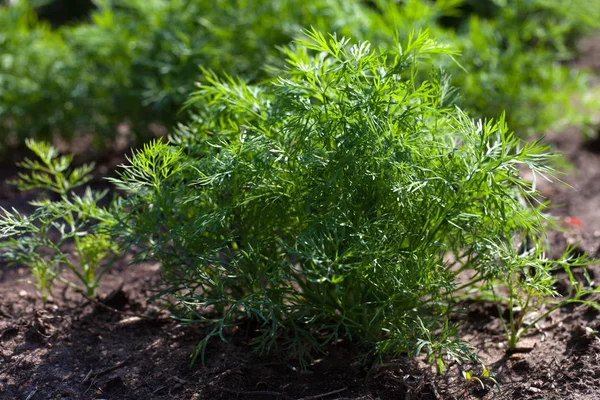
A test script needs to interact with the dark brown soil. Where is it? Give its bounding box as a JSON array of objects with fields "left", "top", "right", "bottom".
[{"left": 3, "top": 41, "right": 600, "bottom": 400}]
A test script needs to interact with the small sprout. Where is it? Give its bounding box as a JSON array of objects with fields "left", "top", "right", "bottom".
[
  {"left": 462, "top": 366, "right": 500, "bottom": 392},
  {"left": 462, "top": 369, "right": 484, "bottom": 390},
  {"left": 482, "top": 366, "right": 500, "bottom": 390}
]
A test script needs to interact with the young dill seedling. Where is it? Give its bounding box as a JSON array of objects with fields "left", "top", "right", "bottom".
[
  {"left": 0, "top": 140, "right": 117, "bottom": 301},
  {"left": 491, "top": 239, "right": 598, "bottom": 350}
]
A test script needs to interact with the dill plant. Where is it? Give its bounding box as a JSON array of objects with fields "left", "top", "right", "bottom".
[
  {"left": 0, "top": 140, "right": 117, "bottom": 301},
  {"left": 110, "top": 30, "right": 589, "bottom": 367}
]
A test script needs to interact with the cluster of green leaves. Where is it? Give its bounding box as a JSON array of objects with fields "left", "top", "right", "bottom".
[
  {"left": 448, "top": 0, "right": 600, "bottom": 136},
  {"left": 0, "top": 4, "right": 131, "bottom": 146},
  {"left": 487, "top": 241, "right": 599, "bottom": 350},
  {"left": 2, "top": 0, "right": 599, "bottom": 153},
  {"left": 108, "top": 30, "right": 596, "bottom": 368},
  {"left": 368, "top": 0, "right": 600, "bottom": 136},
  {"left": 0, "top": 0, "right": 378, "bottom": 150},
  {"left": 0, "top": 140, "right": 117, "bottom": 301}
]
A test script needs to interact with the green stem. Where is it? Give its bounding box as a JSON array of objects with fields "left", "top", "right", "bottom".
[{"left": 44, "top": 236, "right": 89, "bottom": 291}]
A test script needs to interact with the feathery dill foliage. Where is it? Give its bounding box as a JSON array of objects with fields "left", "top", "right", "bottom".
[
  {"left": 111, "top": 30, "right": 574, "bottom": 367},
  {"left": 0, "top": 140, "right": 117, "bottom": 301}
]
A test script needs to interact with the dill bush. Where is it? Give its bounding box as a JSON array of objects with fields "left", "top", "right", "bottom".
[{"left": 109, "top": 30, "right": 586, "bottom": 367}]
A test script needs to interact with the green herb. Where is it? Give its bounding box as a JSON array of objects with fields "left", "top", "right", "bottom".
[
  {"left": 491, "top": 242, "right": 599, "bottom": 350},
  {"left": 0, "top": 140, "right": 117, "bottom": 301},
  {"left": 109, "top": 29, "right": 590, "bottom": 367}
]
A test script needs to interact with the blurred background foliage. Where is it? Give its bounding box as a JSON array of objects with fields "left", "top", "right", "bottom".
[{"left": 0, "top": 0, "right": 599, "bottom": 154}]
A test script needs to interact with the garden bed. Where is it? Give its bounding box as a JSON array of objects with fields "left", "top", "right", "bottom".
[
  {"left": 0, "top": 114, "right": 599, "bottom": 400},
  {"left": 2, "top": 33, "right": 600, "bottom": 400}
]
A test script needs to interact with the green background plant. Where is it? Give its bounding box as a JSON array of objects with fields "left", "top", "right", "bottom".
[
  {"left": 448, "top": 0, "right": 600, "bottom": 136},
  {"left": 0, "top": 0, "right": 379, "bottom": 150},
  {"left": 1, "top": 0, "right": 599, "bottom": 153}
]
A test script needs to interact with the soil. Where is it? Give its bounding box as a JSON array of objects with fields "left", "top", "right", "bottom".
[{"left": 3, "top": 42, "right": 600, "bottom": 400}]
